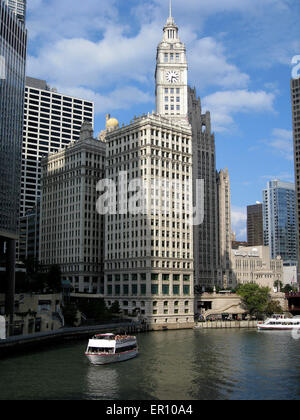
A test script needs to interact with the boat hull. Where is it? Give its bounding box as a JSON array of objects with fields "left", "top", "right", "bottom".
[
  {"left": 85, "top": 349, "right": 138, "bottom": 365},
  {"left": 258, "top": 325, "right": 300, "bottom": 331}
]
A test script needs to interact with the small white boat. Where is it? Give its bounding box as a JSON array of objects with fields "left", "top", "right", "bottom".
[
  {"left": 257, "top": 315, "right": 300, "bottom": 331},
  {"left": 85, "top": 333, "right": 138, "bottom": 365}
]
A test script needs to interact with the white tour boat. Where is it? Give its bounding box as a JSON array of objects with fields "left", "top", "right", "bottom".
[
  {"left": 257, "top": 315, "right": 300, "bottom": 331},
  {"left": 85, "top": 333, "right": 138, "bottom": 365}
]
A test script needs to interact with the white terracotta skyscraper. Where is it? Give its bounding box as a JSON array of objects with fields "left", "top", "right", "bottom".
[{"left": 155, "top": 1, "right": 189, "bottom": 125}]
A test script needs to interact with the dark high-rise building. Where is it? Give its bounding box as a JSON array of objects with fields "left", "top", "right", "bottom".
[
  {"left": 188, "top": 87, "right": 220, "bottom": 289},
  {"left": 0, "top": 0, "right": 27, "bottom": 334},
  {"left": 291, "top": 77, "right": 300, "bottom": 282},
  {"left": 247, "top": 203, "right": 263, "bottom": 247}
]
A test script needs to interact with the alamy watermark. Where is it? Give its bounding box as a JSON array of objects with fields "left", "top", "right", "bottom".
[
  {"left": 0, "top": 55, "right": 5, "bottom": 80},
  {"left": 96, "top": 173, "right": 205, "bottom": 226},
  {"left": 292, "top": 55, "right": 300, "bottom": 79}
]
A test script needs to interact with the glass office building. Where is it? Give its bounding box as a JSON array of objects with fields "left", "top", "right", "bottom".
[
  {"left": 0, "top": 0, "right": 27, "bottom": 333},
  {"left": 263, "top": 180, "right": 297, "bottom": 266},
  {"left": 0, "top": 0, "right": 27, "bottom": 240}
]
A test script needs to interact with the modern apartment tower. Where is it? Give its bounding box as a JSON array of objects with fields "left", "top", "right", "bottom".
[
  {"left": 103, "top": 8, "right": 195, "bottom": 328},
  {"left": 247, "top": 203, "right": 264, "bottom": 246},
  {"left": 0, "top": 0, "right": 27, "bottom": 333},
  {"left": 40, "top": 122, "right": 106, "bottom": 294},
  {"left": 263, "top": 180, "right": 297, "bottom": 266},
  {"left": 291, "top": 77, "right": 300, "bottom": 281}
]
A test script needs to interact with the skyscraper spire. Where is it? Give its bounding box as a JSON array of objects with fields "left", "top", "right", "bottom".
[{"left": 166, "top": 0, "right": 175, "bottom": 26}]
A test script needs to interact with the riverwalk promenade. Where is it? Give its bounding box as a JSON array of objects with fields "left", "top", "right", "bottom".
[{"left": 195, "top": 320, "right": 258, "bottom": 329}]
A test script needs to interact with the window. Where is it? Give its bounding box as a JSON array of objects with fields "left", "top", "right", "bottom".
[
  {"left": 151, "top": 284, "right": 159, "bottom": 295},
  {"left": 173, "top": 285, "right": 180, "bottom": 295},
  {"left": 141, "top": 284, "right": 146, "bottom": 295},
  {"left": 162, "top": 285, "right": 169, "bottom": 295},
  {"left": 183, "top": 285, "right": 190, "bottom": 295}
]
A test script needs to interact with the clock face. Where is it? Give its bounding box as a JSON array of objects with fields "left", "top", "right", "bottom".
[{"left": 166, "top": 70, "right": 179, "bottom": 84}]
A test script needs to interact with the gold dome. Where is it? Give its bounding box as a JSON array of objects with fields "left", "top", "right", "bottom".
[{"left": 106, "top": 117, "right": 119, "bottom": 130}]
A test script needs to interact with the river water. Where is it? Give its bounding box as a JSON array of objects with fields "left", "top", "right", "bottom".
[{"left": 0, "top": 328, "right": 300, "bottom": 400}]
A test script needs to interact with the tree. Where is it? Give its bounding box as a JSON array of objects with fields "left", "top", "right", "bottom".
[
  {"left": 283, "top": 284, "right": 297, "bottom": 294},
  {"left": 236, "top": 283, "right": 270, "bottom": 317},
  {"left": 265, "top": 300, "right": 283, "bottom": 316},
  {"left": 110, "top": 300, "right": 121, "bottom": 315},
  {"left": 274, "top": 280, "right": 283, "bottom": 292},
  {"left": 45, "top": 265, "right": 62, "bottom": 293},
  {"left": 78, "top": 298, "right": 108, "bottom": 322}
]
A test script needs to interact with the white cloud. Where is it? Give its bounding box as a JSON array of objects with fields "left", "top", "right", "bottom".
[
  {"left": 231, "top": 205, "right": 247, "bottom": 241},
  {"left": 27, "top": 0, "right": 119, "bottom": 41},
  {"left": 266, "top": 128, "right": 293, "bottom": 161},
  {"left": 186, "top": 37, "right": 250, "bottom": 91},
  {"left": 27, "top": 21, "right": 161, "bottom": 89},
  {"left": 57, "top": 86, "right": 153, "bottom": 115},
  {"left": 202, "top": 90, "right": 276, "bottom": 132}
]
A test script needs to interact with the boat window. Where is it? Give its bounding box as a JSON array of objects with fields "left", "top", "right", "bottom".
[
  {"left": 115, "top": 344, "right": 137, "bottom": 354},
  {"left": 88, "top": 347, "right": 114, "bottom": 353}
]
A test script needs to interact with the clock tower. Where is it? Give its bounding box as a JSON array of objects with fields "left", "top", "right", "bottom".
[{"left": 155, "top": 0, "right": 188, "bottom": 124}]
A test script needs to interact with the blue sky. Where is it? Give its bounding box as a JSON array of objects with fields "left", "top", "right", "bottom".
[{"left": 26, "top": 0, "right": 300, "bottom": 239}]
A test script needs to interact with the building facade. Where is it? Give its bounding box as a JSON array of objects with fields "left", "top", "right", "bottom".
[
  {"left": 21, "top": 77, "right": 94, "bottom": 218},
  {"left": 247, "top": 203, "right": 264, "bottom": 247},
  {"left": 0, "top": 0, "right": 27, "bottom": 332},
  {"left": 4, "top": 0, "right": 26, "bottom": 22},
  {"left": 231, "top": 245, "right": 283, "bottom": 290},
  {"left": 103, "top": 10, "right": 195, "bottom": 328},
  {"left": 263, "top": 180, "right": 297, "bottom": 266},
  {"left": 19, "top": 201, "right": 40, "bottom": 262},
  {"left": 19, "top": 77, "right": 94, "bottom": 260},
  {"left": 103, "top": 113, "right": 194, "bottom": 328},
  {"left": 291, "top": 77, "right": 300, "bottom": 282},
  {"left": 188, "top": 87, "right": 220, "bottom": 289},
  {"left": 155, "top": 9, "right": 189, "bottom": 125},
  {"left": 217, "top": 168, "right": 233, "bottom": 289},
  {"left": 40, "top": 122, "right": 106, "bottom": 294}
]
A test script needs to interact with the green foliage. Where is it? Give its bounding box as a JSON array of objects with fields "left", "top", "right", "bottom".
[
  {"left": 236, "top": 283, "right": 271, "bottom": 316},
  {"left": 109, "top": 300, "right": 121, "bottom": 314},
  {"left": 17, "top": 260, "right": 62, "bottom": 293},
  {"left": 283, "top": 284, "right": 298, "bottom": 293},
  {"left": 274, "top": 280, "right": 283, "bottom": 292},
  {"left": 265, "top": 300, "right": 283, "bottom": 316},
  {"left": 77, "top": 298, "right": 108, "bottom": 322}
]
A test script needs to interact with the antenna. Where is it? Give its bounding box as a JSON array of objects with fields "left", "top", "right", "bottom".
[{"left": 169, "top": 0, "right": 172, "bottom": 18}]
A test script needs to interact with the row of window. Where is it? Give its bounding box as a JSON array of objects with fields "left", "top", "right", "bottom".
[{"left": 106, "top": 284, "right": 191, "bottom": 296}]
